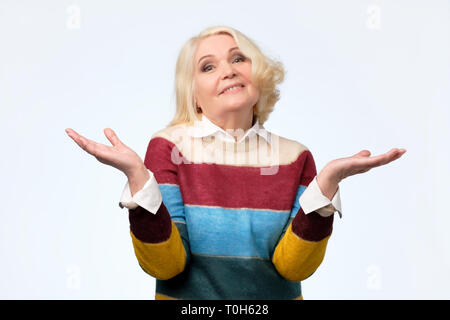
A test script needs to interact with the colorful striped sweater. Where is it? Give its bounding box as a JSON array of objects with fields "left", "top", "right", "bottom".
[{"left": 121, "top": 117, "right": 340, "bottom": 300}]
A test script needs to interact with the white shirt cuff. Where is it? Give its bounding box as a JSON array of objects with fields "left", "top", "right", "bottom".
[
  {"left": 118, "top": 169, "right": 162, "bottom": 214},
  {"left": 299, "top": 175, "right": 342, "bottom": 218}
]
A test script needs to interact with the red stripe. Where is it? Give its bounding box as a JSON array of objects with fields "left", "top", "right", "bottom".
[
  {"left": 128, "top": 204, "right": 172, "bottom": 243},
  {"left": 299, "top": 150, "right": 316, "bottom": 186},
  {"left": 145, "top": 137, "right": 180, "bottom": 185},
  {"left": 179, "top": 162, "right": 303, "bottom": 210},
  {"left": 291, "top": 207, "right": 333, "bottom": 241},
  {"left": 127, "top": 136, "right": 182, "bottom": 243},
  {"left": 292, "top": 149, "right": 333, "bottom": 241},
  {"left": 145, "top": 137, "right": 311, "bottom": 211}
]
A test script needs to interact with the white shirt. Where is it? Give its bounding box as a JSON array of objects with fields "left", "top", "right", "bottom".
[
  {"left": 119, "top": 114, "right": 342, "bottom": 218},
  {"left": 189, "top": 114, "right": 271, "bottom": 145}
]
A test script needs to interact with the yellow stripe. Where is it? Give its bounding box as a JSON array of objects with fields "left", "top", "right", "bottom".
[
  {"left": 155, "top": 293, "right": 179, "bottom": 300},
  {"left": 272, "top": 223, "right": 330, "bottom": 282},
  {"left": 130, "top": 220, "right": 186, "bottom": 280}
]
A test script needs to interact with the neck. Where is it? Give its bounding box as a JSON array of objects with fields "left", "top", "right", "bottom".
[{"left": 204, "top": 109, "right": 255, "bottom": 142}]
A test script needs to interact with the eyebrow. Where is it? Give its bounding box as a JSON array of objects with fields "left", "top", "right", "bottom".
[{"left": 197, "top": 47, "right": 240, "bottom": 65}]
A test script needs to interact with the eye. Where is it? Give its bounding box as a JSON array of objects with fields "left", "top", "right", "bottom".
[
  {"left": 202, "top": 64, "right": 213, "bottom": 72},
  {"left": 201, "top": 55, "right": 246, "bottom": 72},
  {"left": 233, "top": 55, "right": 246, "bottom": 63}
]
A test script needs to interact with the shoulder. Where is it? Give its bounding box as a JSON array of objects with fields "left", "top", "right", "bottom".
[
  {"left": 150, "top": 123, "right": 190, "bottom": 145},
  {"left": 144, "top": 124, "right": 191, "bottom": 171},
  {"left": 268, "top": 131, "right": 312, "bottom": 165},
  {"left": 147, "top": 123, "right": 195, "bottom": 156},
  {"left": 145, "top": 123, "right": 194, "bottom": 166}
]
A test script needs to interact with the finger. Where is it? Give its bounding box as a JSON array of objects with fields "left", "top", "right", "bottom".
[
  {"left": 65, "top": 128, "right": 85, "bottom": 147},
  {"left": 65, "top": 128, "right": 76, "bottom": 138},
  {"left": 66, "top": 128, "right": 105, "bottom": 156},
  {"left": 387, "top": 148, "right": 407, "bottom": 162},
  {"left": 104, "top": 128, "right": 123, "bottom": 147},
  {"left": 358, "top": 148, "right": 404, "bottom": 169}
]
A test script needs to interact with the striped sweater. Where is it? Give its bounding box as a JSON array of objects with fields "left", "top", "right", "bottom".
[{"left": 124, "top": 119, "right": 338, "bottom": 300}]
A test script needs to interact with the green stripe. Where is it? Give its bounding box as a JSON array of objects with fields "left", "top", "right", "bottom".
[
  {"left": 156, "top": 253, "right": 301, "bottom": 300},
  {"left": 174, "top": 221, "right": 190, "bottom": 265}
]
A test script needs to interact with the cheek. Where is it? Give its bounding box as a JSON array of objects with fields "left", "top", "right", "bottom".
[
  {"left": 248, "top": 84, "right": 260, "bottom": 102},
  {"left": 195, "top": 76, "right": 215, "bottom": 100},
  {"left": 239, "top": 64, "right": 258, "bottom": 94},
  {"left": 242, "top": 64, "right": 260, "bottom": 98},
  {"left": 202, "top": 77, "right": 217, "bottom": 93},
  {"left": 240, "top": 64, "right": 253, "bottom": 83},
  {"left": 246, "top": 81, "right": 260, "bottom": 102},
  {"left": 239, "top": 66, "right": 257, "bottom": 91}
]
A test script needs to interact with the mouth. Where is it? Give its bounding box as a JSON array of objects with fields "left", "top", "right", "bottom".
[{"left": 220, "top": 84, "right": 245, "bottom": 95}]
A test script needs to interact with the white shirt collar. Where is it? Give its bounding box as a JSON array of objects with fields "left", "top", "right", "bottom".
[{"left": 189, "top": 113, "right": 272, "bottom": 145}]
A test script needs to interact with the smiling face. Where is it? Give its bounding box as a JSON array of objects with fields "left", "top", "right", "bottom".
[{"left": 193, "top": 33, "right": 260, "bottom": 125}]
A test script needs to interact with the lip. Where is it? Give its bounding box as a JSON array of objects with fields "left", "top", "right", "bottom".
[{"left": 220, "top": 83, "right": 245, "bottom": 95}]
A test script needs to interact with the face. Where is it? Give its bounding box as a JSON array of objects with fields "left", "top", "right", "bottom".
[{"left": 193, "top": 34, "right": 259, "bottom": 120}]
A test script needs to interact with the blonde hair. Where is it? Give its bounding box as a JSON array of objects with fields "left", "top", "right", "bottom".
[{"left": 167, "top": 25, "right": 285, "bottom": 128}]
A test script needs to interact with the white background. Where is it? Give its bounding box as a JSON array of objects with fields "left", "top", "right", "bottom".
[{"left": 1, "top": 0, "right": 449, "bottom": 299}]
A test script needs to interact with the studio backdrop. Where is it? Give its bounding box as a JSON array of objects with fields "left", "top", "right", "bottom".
[{"left": 0, "top": 0, "right": 449, "bottom": 299}]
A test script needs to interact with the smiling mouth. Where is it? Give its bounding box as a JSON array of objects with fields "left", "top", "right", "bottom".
[{"left": 220, "top": 85, "right": 245, "bottom": 95}]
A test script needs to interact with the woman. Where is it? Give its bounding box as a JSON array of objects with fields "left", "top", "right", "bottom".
[{"left": 65, "top": 25, "right": 406, "bottom": 300}]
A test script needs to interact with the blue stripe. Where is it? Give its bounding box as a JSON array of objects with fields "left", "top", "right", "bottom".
[
  {"left": 290, "top": 185, "right": 307, "bottom": 218},
  {"left": 185, "top": 206, "right": 290, "bottom": 259},
  {"left": 158, "top": 184, "right": 185, "bottom": 222}
]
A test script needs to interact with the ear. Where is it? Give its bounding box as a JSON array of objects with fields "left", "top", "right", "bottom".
[{"left": 194, "top": 98, "right": 202, "bottom": 113}]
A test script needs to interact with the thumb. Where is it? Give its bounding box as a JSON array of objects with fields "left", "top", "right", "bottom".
[
  {"left": 353, "top": 150, "right": 371, "bottom": 157},
  {"left": 104, "top": 128, "right": 123, "bottom": 147}
]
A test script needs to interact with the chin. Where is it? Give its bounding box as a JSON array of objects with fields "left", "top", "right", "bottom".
[{"left": 221, "top": 101, "right": 252, "bottom": 112}]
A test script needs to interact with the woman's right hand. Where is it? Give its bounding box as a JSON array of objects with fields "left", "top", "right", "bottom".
[{"left": 65, "top": 127, "right": 145, "bottom": 178}]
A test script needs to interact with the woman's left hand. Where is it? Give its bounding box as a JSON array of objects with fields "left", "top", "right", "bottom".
[
  {"left": 316, "top": 148, "right": 407, "bottom": 200},
  {"left": 324, "top": 148, "right": 407, "bottom": 183}
]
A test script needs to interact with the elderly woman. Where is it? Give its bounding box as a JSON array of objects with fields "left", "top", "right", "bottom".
[{"left": 65, "top": 25, "right": 406, "bottom": 300}]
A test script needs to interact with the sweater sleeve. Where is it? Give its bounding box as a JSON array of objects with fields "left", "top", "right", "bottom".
[
  {"left": 128, "top": 137, "right": 190, "bottom": 280},
  {"left": 272, "top": 150, "right": 334, "bottom": 282}
]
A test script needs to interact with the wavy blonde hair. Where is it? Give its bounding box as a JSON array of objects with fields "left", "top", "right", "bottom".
[{"left": 167, "top": 25, "right": 285, "bottom": 128}]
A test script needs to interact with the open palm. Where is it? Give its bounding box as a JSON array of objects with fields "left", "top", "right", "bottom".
[
  {"left": 65, "top": 127, "right": 144, "bottom": 177},
  {"left": 324, "top": 148, "right": 407, "bottom": 183}
]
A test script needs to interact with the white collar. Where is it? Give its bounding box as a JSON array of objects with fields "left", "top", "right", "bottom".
[{"left": 189, "top": 113, "right": 272, "bottom": 145}]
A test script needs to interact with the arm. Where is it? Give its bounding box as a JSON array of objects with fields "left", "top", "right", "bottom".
[
  {"left": 127, "top": 163, "right": 151, "bottom": 197},
  {"left": 123, "top": 137, "right": 190, "bottom": 280},
  {"left": 65, "top": 127, "right": 193, "bottom": 280},
  {"left": 272, "top": 147, "right": 406, "bottom": 281},
  {"left": 272, "top": 150, "right": 334, "bottom": 282}
]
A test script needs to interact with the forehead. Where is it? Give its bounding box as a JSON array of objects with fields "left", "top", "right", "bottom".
[{"left": 195, "top": 34, "right": 238, "bottom": 58}]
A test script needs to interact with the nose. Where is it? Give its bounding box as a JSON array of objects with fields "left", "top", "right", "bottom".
[{"left": 220, "top": 61, "right": 237, "bottom": 79}]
